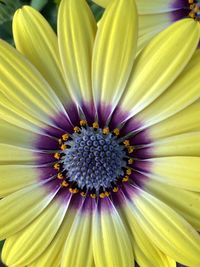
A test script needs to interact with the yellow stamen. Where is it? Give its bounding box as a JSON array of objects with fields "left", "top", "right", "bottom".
[
  {"left": 188, "top": 0, "right": 194, "bottom": 3},
  {"left": 123, "top": 140, "right": 130, "bottom": 147},
  {"left": 58, "top": 138, "right": 63, "bottom": 145},
  {"left": 99, "top": 192, "right": 106, "bottom": 198},
  {"left": 92, "top": 122, "right": 99, "bottom": 129},
  {"left": 57, "top": 172, "right": 64, "bottom": 179},
  {"left": 53, "top": 163, "right": 60, "bottom": 170},
  {"left": 103, "top": 127, "right": 110, "bottom": 135},
  {"left": 126, "top": 168, "right": 132, "bottom": 175},
  {"left": 61, "top": 180, "right": 69, "bottom": 187},
  {"left": 61, "top": 144, "right": 67, "bottom": 150},
  {"left": 113, "top": 128, "right": 120, "bottom": 136},
  {"left": 90, "top": 193, "right": 96, "bottom": 198},
  {"left": 80, "top": 191, "right": 87, "bottom": 197},
  {"left": 128, "top": 158, "right": 134, "bottom": 165},
  {"left": 62, "top": 133, "right": 69, "bottom": 141},
  {"left": 74, "top": 126, "right": 81, "bottom": 133},
  {"left": 122, "top": 176, "right": 129, "bottom": 182},
  {"left": 54, "top": 152, "right": 61, "bottom": 160},
  {"left": 80, "top": 120, "right": 87, "bottom": 127},
  {"left": 105, "top": 191, "right": 110, "bottom": 197},
  {"left": 113, "top": 187, "right": 119, "bottom": 193},
  {"left": 69, "top": 188, "right": 79, "bottom": 194},
  {"left": 127, "top": 146, "right": 134, "bottom": 154},
  {"left": 189, "top": 11, "right": 195, "bottom": 18}
]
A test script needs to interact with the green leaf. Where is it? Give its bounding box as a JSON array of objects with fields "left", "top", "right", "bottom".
[
  {"left": 31, "top": 0, "right": 48, "bottom": 11},
  {"left": 0, "top": 0, "right": 21, "bottom": 25}
]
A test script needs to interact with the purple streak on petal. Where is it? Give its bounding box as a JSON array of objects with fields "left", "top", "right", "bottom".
[
  {"left": 44, "top": 126, "right": 66, "bottom": 138},
  {"left": 120, "top": 117, "right": 143, "bottom": 136},
  {"left": 133, "top": 147, "right": 154, "bottom": 159},
  {"left": 51, "top": 111, "right": 74, "bottom": 134},
  {"left": 129, "top": 171, "right": 149, "bottom": 188},
  {"left": 170, "top": 8, "right": 188, "bottom": 22},
  {"left": 54, "top": 187, "right": 72, "bottom": 203},
  {"left": 133, "top": 160, "right": 153, "bottom": 173},
  {"left": 81, "top": 197, "right": 96, "bottom": 214},
  {"left": 97, "top": 197, "right": 114, "bottom": 213},
  {"left": 109, "top": 106, "right": 130, "bottom": 130},
  {"left": 97, "top": 103, "right": 113, "bottom": 128},
  {"left": 122, "top": 183, "right": 140, "bottom": 200},
  {"left": 132, "top": 129, "right": 153, "bottom": 145},
  {"left": 170, "top": 0, "right": 188, "bottom": 9},
  {"left": 42, "top": 178, "right": 61, "bottom": 194},
  {"left": 36, "top": 152, "right": 56, "bottom": 165},
  {"left": 38, "top": 166, "right": 57, "bottom": 181},
  {"left": 66, "top": 194, "right": 84, "bottom": 210},
  {"left": 65, "top": 102, "right": 80, "bottom": 126},
  {"left": 81, "top": 101, "right": 96, "bottom": 124},
  {"left": 35, "top": 134, "right": 59, "bottom": 151}
]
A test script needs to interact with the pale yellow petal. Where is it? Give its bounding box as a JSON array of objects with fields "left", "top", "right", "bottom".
[
  {"left": 92, "top": 0, "right": 137, "bottom": 111},
  {"left": 148, "top": 101, "right": 200, "bottom": 140},
  {"left": 92, "top": 198, "right": 134, "bottom": 267},
  {"left": 136, "top": 49, "right": 200, "bottom": 127},
  {"left": 13, "top": 6, "right": 72, "bottom": 105},
  {"left": 0, "top": 165, "right": 38, "bottom": 197},
  {"left": 61, "top": 201, "right": 93, "bottom": 267},
  {"left": 122, "top": 201, "right": 176, "bottom": 267},
  {"left": 0, "top": 40, "right": 65, "bottom": 126},
  {"left": 136, "top": 0, "right": 182, "bottom": 14},
  {"left": 0, "top": 92, "right": 46, "bottom": 133},
  {"left": 2, "top": 197, "right": 67, "bottom": 266},
  {"left": 133, "top": 189, "right": 200, "bottom": 266},
  {"left": 152, "top": 132, "right": 200, "bottom": 157},
  {"left": 144, "top": 180, "right": 200, "bottom": 230},
  {"left": 92, "top": 0, "right": 108, "bottom": 8},
  {"left": 148, "top": 157, "right": 200, "bottom": 191},
  {"left": 0, "top": 182, "right": 58, "bottom": 240},
  {"left": 121, "top": 19, "right": 200, "bottom": 118},
  {"left": 58, "top": 0, "right": 96, "bottom": 104},
  {"left": 29, "top": 206, "right": 77, "bottom": 267},
  {"left": 137, "top": 12, "right": 171, "bottom": 51},
  {"left": 0, "top": 119, "right": 38, "bottom": 148}
]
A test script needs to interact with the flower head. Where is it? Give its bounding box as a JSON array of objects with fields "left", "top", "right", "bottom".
[
  {"left": 0, "top": 0, "right": 200, "bottom": 266},
  {"left": 94, "top": 0, "right": 200, "bottom": 50}
]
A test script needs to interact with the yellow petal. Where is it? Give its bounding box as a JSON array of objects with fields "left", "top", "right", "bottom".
[
  {"left": 148, "top": 156, "right": 200, "bottom": 191},
  {"left": 144, "top": 180, "right": 200, "bottom": 230},
  {"left": 92, "top": 0, "right": 137, "bottom": 111},
  {"left": 136, "top": 49, "right": 200, "bottom": 128},
  {"left": 0, "top": 40, "right": 65, "bottom": 126},
  {"left": 61, "top": 200, "right": 93, "bottom": 267},
  {"left": 0, "top": 92, "right": 46, "bottom": 133},
  {"left": 136, "top": 0, "right": 183, "bottom": 14},
  {"left": 133, "top": 189, "right": 200, "bottom": 266},
  {"left": 137, "top": 12, "right": 171, "bottom": 51},
  {"left": 29, "top": 206, "right": 77, "bottom": 267},
  {"left": 58, "top": 0, "right": 96, "bottom": 104},
  {"left": 0, "top": 119, "right": 37, "bottom": 148},
  {"left": 122, "top": 201, "right": 176, "bottom": 267},
  {"left": 152, "top": 132, "right": 200, "bottom": 157},
  {"left": 2, "top": 197, "right": 68, "bottom": 266},
  {"left": 0, "top": 165, "right": 38, "bottom": 197},
  {"left": 121, "top": 19, "right": 200, "bottom": 117},
  {"left": 148, "top": 101, "right": 200, "bottom": 140},
  {"left": 0, "top": 182, "right": 58, "bottom": 240},
  {"left": 13, "top": 6, "right": 72, "bottom": 106},
  {"left": 92, "top": 198, "right": 134, "bottom": 267}
]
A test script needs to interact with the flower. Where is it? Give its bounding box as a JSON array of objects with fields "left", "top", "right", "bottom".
[
  {"left": 0, "top": 0, "right": 200, "bottom": 266},
  {"left": 93, "top": 0, "right": 200, "bottom": 50}
]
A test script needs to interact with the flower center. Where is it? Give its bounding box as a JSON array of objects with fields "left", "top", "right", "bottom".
[
  {"left": 188, "top": 0, "right": 200, "bottom": 20},
  {"left": 53, "top": 121, "right": 134, "bottom": 198}
]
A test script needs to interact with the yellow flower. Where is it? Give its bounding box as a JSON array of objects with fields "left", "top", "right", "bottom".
[
  {"left": 94, "top": 0, "right": 200, "bottom": 50},
  {"left": 0, "top": 0, "right": 200, "bottom": 266}
]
